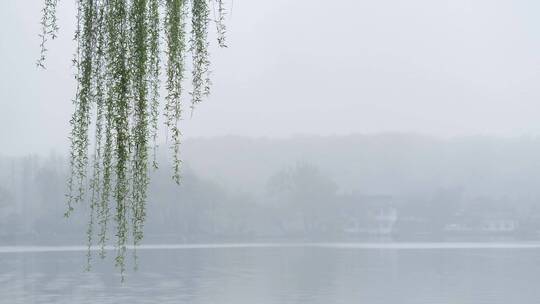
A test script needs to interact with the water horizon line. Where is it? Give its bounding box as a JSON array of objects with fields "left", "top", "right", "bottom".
[{"left": 3, "top": 241, "right": 540, "bottom": 253}]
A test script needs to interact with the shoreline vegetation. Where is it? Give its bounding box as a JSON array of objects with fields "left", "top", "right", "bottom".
[{"left": 3, "top": 135, "right": 540, "bottom": 248}]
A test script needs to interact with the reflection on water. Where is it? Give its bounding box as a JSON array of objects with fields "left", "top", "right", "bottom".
[{"left": 2, "top": 243, "right": 540, "bottom": 304}]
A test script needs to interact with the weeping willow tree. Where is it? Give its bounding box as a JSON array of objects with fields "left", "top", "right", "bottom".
[{"left": 38, "top": 0, "right": 227, "bottom": 279}]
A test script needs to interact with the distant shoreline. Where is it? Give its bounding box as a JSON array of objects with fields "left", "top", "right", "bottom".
[{"left": 4, "top": 242, "right": 540, "bottom": 254}]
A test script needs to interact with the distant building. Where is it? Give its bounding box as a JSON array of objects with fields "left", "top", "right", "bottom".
[
  {"left": 341, "top": 194, "right": 398, "bottom": 235},
  {"left": 481, "top": 218, "right": 518, "bottom": 233},
  {"left": 444, "top": 213, "right": 519, "bottom": 235}
]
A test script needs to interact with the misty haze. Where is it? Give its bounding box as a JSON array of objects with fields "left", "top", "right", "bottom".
[{"left": 3, "top": 0, "right": 540, "bottom": 303}]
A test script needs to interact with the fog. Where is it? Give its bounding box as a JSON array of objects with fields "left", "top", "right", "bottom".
[
  {"left": 2, "top": 0, "right": 540, "bottom": 257},
  {"left": 3, "top": 0, "right": 540, "bottom": 155},
  {"left": 3, "top": 1, "right": 540, "bottom": 303},
  {"left": 3, "top": 134, "right": 540, "bottom": 244}
]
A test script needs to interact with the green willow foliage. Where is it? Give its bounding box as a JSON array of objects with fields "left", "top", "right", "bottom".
[{"left": 39, "top": 0, "right": 227, "bottom": 280}]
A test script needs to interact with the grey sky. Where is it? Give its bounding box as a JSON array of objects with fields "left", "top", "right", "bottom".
[{"left": 2, "top": 0, "right": 540, "bottom": 155}]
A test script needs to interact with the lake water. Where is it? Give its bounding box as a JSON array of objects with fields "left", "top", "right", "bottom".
[{"left": 2, "top": 243, "right": 540, "bottom": 304}]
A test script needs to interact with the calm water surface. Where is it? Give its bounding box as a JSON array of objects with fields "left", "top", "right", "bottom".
[{"left": 2, "top": 243, "right": 540, "bottom": 304}]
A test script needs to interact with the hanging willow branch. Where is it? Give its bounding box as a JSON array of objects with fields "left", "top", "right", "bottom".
[
  {"left": 38, "top": 0, "right": 227, "bottom": 280},
  {"left": 37, "top": 0, "right": 59, "bottom": 68}
]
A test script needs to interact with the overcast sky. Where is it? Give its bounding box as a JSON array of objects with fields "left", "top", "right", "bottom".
[{"left": 2, "top": 0, "right": 540, "bottom": 155}]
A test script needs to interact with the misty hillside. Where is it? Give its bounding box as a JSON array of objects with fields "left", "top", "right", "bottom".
[
  {"left": 3, "top": 133, "right": 540, "bottom": 244},
  {"left": 182, "top": 134, "right": 540, "bottom": 198}
]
